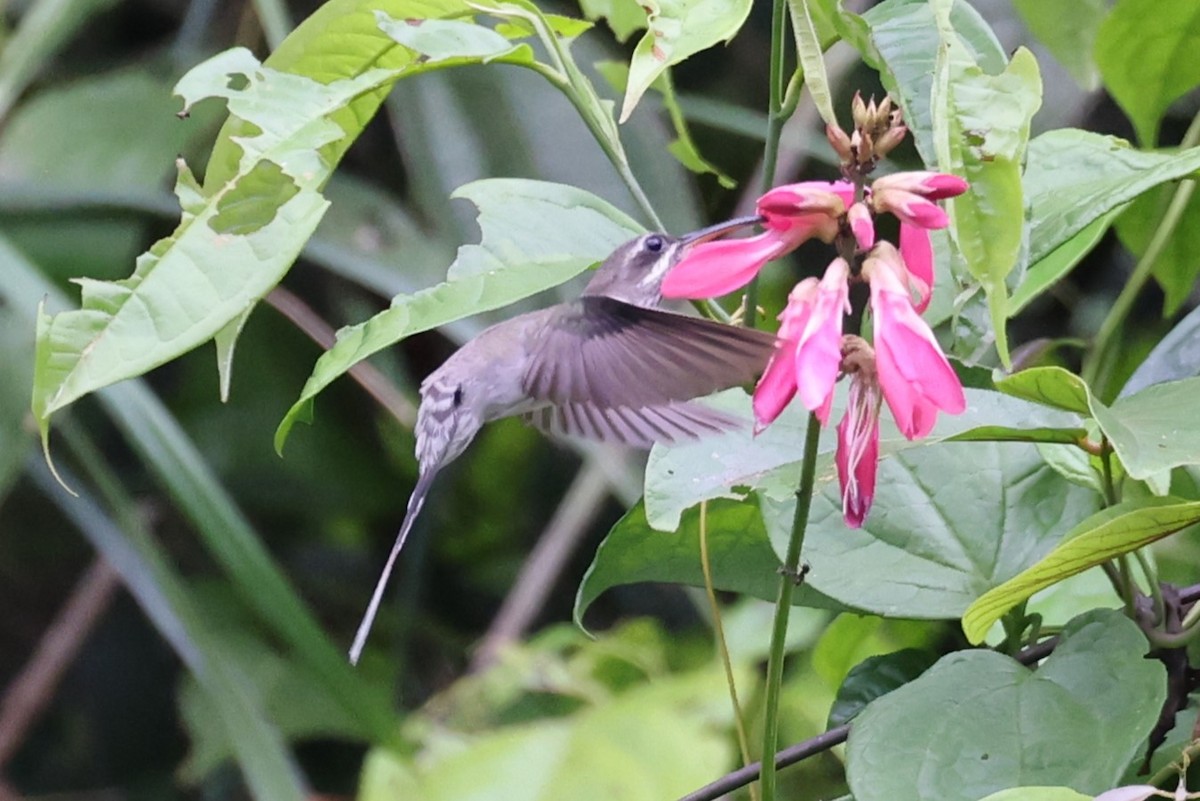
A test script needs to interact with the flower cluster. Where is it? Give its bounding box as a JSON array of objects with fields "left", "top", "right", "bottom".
[{"left": 662, "top": 98, "right": 968, "bottom": 527}]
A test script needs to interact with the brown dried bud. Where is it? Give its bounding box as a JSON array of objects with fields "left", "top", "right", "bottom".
[{"left": 840, "top": 335, "right": 877, "bottom": 379}]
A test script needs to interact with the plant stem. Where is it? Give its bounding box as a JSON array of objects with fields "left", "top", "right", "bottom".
[
  {"left": 760, "top": 412, "right": 821, "bottom": 801},
  {"left": 743, "top": 0, "right": 791, "bottom": 330},
  {"left": 1084, "top": 110, "right": 1200, "bottom": 395},
  {"left": 698, "top": 502, "right": 759, "bottom": 801}
]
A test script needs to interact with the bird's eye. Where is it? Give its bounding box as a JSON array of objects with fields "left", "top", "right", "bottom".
[{"left": 644, "top": 235, "right": 664, "bottom": 253}]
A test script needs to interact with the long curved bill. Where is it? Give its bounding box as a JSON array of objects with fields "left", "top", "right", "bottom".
[{"left": 678, "top": 215, "right": 764, "bottom": 247}]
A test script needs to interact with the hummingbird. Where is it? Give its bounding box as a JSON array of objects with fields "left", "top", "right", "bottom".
[{"left": 349, "top": 217, "right": 779, "bottom": 664}]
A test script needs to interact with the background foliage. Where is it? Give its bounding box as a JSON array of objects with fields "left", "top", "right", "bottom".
[{"left": 4, "top": 0, "right": 1200, "bottom": 799}]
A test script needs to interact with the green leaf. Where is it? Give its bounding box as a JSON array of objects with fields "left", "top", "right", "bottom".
[
  {"left": 375, "top": 14, "right": 528, "bottom": 61},
  {"left": 643, "top": 387, "right": 1083, "bottom": 532},
  {"left": 998, "top": 367, "right": 1200, "bottom": 481},
  {"left": 375, "top": 667, "right": 739, "bottom": 800},
  {"left": 1025, "top": 129, "right": 1200, "bottom": 268},
  {"left": 276, "top": 179, "right": 643, "bottom": 451},
  {"left": 577, "top": 0, "right": 647, "bottom": 42},
  {"left": 976, "top": 790, "right": 1091, "bottom": 801},
  {"left": 994, "top": 366, "right": 1092, "bottom": 415},
  {"left": 788, "top": 0, "right": 835, "bottom": 126},
  {"left": 1121, "top": 303, "right": 1200, "bottom": 396},
  {"left": 1009, "top": 205, "right": 1122, "bottom": 316},
  {"left": 848, "top": 610, "right": 1166, "bottom": 801},
  {"left": 574, "top": 497, "right": 845, "bottom": 629},
  {"left": 1115, "top": 181, "right": 1200, "bottom": 316},
  {"left": 760, "top": 442, "right": 1100, "bottom": 619},
  {"left": 31, "top": 48, "right": 380, "bottom": 444},
  {"left": 931, "top": 7, "right": 1042, "bottom": 366},
  {"left": 1010, "top": 0, "right": 1105, "bottom": 90},
  {"left": 618, "top": 0, "right": 753, "bottom": 123},
  {"left": 962, "top": 498, "right": 1200, "bottom": 643},
  {"left": 1096, "top": 377, "right": 1200, "bottom": 480},
  {"left": 946, "top": 426, "right": 1086, "bottom": 445},
  {"left": 840, "top": 0, "right": 1005, "bottom": 165},
  {"left": 1095, "top": 0, "right": 1200, "bottom": 146},
  {"left": 827, "top": 648, "right": 938, "bottom": 727}
]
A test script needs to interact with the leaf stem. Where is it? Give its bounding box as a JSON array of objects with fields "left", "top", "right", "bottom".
[
  {"left": 698, "top": 502, "right": 759, "bottom": 801},
  {"left": 1100, "top": 442, "right": 1118, "bottom": 507},
  {"left": 760, "top": 411, "right": 821, "bottom": 801},
  {"left": 1084, "top": 109, "right": 1200, "bottom": 396}
]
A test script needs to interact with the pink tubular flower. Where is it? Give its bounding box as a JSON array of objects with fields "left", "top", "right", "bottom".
[
  {"left": 662, "top": 181, "right": 854, "bottom": 300},
  {"left": 898, "top": 223, "right": 934, "bottom": 313},
  {"left": 872, "top": 171, "right": 969, "bottom": 200},
  {"left": 752, "top": 258, "right": 850, "bottom": 430},
  {"left": 866, "top": 243, "right": 966, "bottom": 439},
  {"left": 1092, "top": 786, "right": 1169, "bottom": 801},
  {"left": 836, "top": 341, "right": 881, "bottom": 527}
]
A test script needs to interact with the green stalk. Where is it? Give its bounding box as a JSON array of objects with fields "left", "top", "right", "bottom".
[
  {"left": 743, "top": 0, "right": 790, "bottom": 330},
  {"left": 1084, "top": 109, "right": 1200, "bottom": 395},
  {"left": 760, "top": 412, "right": 821, "bottom": 801}
]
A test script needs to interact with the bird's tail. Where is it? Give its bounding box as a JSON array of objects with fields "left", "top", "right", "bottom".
[{"left": 348, "top": 467, "right": 439, "bottom": 665}]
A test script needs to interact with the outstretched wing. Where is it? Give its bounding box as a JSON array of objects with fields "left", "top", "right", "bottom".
[
  {"left": 523, "top": 399, "right": 742, "bottom": 449},
  {"left": 521, "top": 297, "right": 778, "bottom": 409}
]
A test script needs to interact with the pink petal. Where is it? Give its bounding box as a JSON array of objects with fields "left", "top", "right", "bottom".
[
  {"left": 870, "top": 275, "right": 965, "bottom": 439},
  {"left": 753, "top": 344, "right": 798, "bottom": 431},
  {"left": 874, "top": 188, "right": 950, "bottom": 229},
  {"left": 873, "top": 171, "right": 969, "bottom": 200},
  {"left": 661, "top": 233, "right": 788, "bottom": 298},
  {"left": 848, "top": 202, "right": 876, "bottom": 251},
  {"left": 836, "top": 381, "right": 880, "bottom": 527},
  {"left": 899, "top": 223, "right": 934, "bottom": 313},
  {"left": 795, "top": 259, "right": 849, "bottom": 413},
  {"left": 757, "top": 181, "right": 849, "bottom": 219}
]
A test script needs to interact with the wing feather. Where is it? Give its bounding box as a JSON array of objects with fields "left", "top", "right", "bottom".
[{"left": 521, "top": 297, "right": 778, "bottom": 409}]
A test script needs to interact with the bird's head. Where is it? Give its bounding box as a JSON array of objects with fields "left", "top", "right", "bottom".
[{"left": 583, "top": 216, "right": 762, "bottom": 307}]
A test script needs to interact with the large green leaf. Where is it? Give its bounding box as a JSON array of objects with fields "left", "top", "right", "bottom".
[
  {"left": 276, "top": 179, "right": 642, "bottom": 451},
  {"left": 1009, "top": 206, "right": 1122, "bottom": 317},
  {"left": 574, "top": 497, "right": 846, "bottom": 628},
  {"left": 643, "top": 387, "right": 1084, "bottom": 532},
  {"left": 1024, "top": 130, "right": 1200, "bottom": 268},
  {"left": 31, "top": 48, "right": 386, "bottom": 442},
  {"left": 962, "top": 497, "right": 1200, "bottom": 643},
  {"left": 30, "top": 0, "right": 575, "bottom": 445},
  {"left": 760, "top": 441, "right": 1100, "bottom": 619},
  {"left": 847, "top": 610, "right": 1166, "bottom": 801},
  {"left": 617, "top": 0, "right": 752, "bottom": 123},
  {"left": 1095, "top": 0, "right": 1200, "bottom": 146},
  {"left": 931, "top": 2, "right": 1041, "bottom": 365},
  {"left": 360, "top": 666, "right": 739, "bottom": 800},
  {"left": 998, "top": 366, "right": 1200, "bottom": 481},
  {"left": 839, "top": 0, "right": 1005, "bottom": 165}
]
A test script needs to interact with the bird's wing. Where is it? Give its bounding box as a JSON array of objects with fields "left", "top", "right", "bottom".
[
  {"left": 520, "top": 296, "right": 779, "bottom": 409},
  {"left": 523, "top": 400, "right": 741, "bottom": 449}
]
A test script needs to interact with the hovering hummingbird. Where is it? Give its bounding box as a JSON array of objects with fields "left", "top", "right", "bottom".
[{"left": 349, "top": 217, "right": 779, "bottom": 664}]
